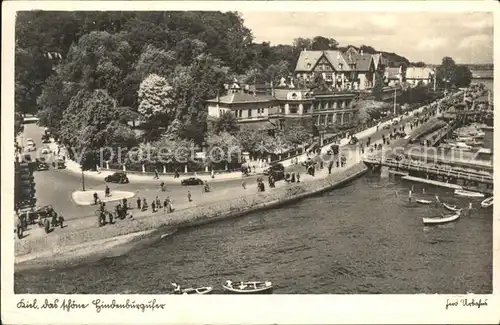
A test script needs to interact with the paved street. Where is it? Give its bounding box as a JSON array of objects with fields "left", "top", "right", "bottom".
[{"left": 20, "top": 103, "right": 429, "bottom": 227}]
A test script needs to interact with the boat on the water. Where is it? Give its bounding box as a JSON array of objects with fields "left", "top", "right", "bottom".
[
  {"left": 416, "top": 199, "right": 432, "bottom": 204},
  {"left": 222, "top": 280, "right": 273, "bottom": 294},
  {"left": 454, "top": 189, "right": 485, "bottom": 198},
  {"left": 480, "top": 197, "right": 493, "bottom": 208},
  {"left": 442, "top": 202, "right": 461, "bottom": 212},
  {"left": 423, "top": 212, "right": 461, "bottom": 225},
  {"left": 171, "top": 283, "right": 213, "bottom": 294}
]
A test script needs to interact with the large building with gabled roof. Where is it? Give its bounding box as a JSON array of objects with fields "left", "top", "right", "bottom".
[{"left": 294, "top": 47, "right": 378, "bottom": 91}]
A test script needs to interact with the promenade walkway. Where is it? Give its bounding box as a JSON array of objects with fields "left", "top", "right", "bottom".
[{"left": 46, "top": 99, "right": 435, "bottom": 184}]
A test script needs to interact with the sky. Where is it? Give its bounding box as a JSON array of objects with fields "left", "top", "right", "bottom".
[{"left": 240, "top": 12, "right": 493, "bottom": 65}]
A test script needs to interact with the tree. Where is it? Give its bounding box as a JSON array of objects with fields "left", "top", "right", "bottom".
[
  {"left": 311, "top": 36, "right": 339, "bottom": 50},
  {"left": 371, "top": 72, "right": 385, "bottom": 101},
  {"left": 359, "top": 45, "right": 377, "bottom": 54},
  {"left": 36, "top": 73, "right": 80, "bottom": 133},
  {"left": 214, "top": 111, "right": 239, "bottom": 135},
  {"left": 410, "top": 61, "right": 426, "bottom": 67},
  {"left": 282, "top": 123, "right": 310, "bottom": 146},
  {"left": 59, "top": 89, "right": 134, "bottom": 169},
  {"left": 205, "top": 131, "right": 241, "bottom": 166},
  {"left": 59, "top": 31, "right": 132, "bottom": 98},
  {"left": 134, "top": 45, "right": 176, "bottom": 79},
  {"left": 452, "top": 65, "right": 473, "bottom": 88},
  {"left": 263, "top": 60, "right": 290, "bottom": 84},
  {"left": 435, "top": 56, "right": 472, "bottom": 89},
  {"left": 137, "top": 73, "right": 176, "bottom": 120},
  {"left": 15, "top": 112, "right": 24, "bottom": 136}
]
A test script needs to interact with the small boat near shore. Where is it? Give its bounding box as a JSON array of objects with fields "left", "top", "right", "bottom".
[
  {"left": 222, "top": 280, "right": 273, "bottom": 294},
  {"left": 416, "top": 199, "right": 432, "bottom": 204},
  {"left": 442, "top": 202, "right": 461, "bottom": 212},
  {"left": 423, "top": 212, "right": 461, "bottom": 225},
  {"left": 480, "top": 197, "right": 493, "bottom": 208},
  {"left": 454, "top": 189, "right": 485, "bottom": 198},
  {"left": 171, "top": 283, "right": 213, "bottom": 294}
]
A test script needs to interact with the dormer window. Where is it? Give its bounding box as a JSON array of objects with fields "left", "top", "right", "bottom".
[
  {"left": 338, "top": 63, "right": 343, "bottom": 69},
  {"left": 306, "top": 63, "right": 311, "bottom": 68}
]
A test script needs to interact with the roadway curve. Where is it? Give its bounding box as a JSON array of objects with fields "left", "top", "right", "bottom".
[{"left": 21, "top": 107, "right": 430, "bottom": 221}]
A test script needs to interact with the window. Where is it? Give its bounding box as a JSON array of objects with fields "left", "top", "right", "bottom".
[
  {"left": 248, "top": 109, "right": 252, "bottom": 117},
  {"left": 280, "top": 104, "right": 285, "bottom": 114},
  {"left": 328, "top": 114, "right": 334, "bottom": 124},
  {"left": 303, "top": 104, "right": 310, "bottom": 114},
  {"left": 319, "top": 115, "right": 326, "bottom": 125},
  {"left": 289, "top": 104, "right": 299, "bottom": 114}
]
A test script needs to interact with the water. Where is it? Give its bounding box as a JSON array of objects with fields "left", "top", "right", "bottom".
[{"left": 15, "top": 172, "right": 493, "bottom": 294}]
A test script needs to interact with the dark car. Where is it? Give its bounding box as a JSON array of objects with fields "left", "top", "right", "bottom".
[
  {"left": 264, "top": 163, "right": 285, "bottom": 180},
  {"left": 181, "top": 177, "right": 204, "bottom": 186},
  {"left": 55, "top": 158, "right": 66, "bottom": 169},
  {"left": 105, "top": 172, "right": 129, "bottom": 184},
  {"left": 35, "top": 158, "right": 49, "bottom": 171},
  {"left": 348, "top": 136, "right": 359, "bottom": 145}
]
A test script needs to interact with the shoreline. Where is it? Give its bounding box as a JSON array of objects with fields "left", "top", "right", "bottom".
[{"left": 15, "top": 162, "right": 369, "bottom": 271}]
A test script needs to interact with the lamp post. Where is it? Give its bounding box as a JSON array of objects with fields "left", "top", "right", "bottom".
[{"left": 81, "top": 167, "right": 86, "bottom": 191}]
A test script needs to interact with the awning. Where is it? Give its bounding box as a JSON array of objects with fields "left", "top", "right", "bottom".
[{"left": 239, "top": 121, "right": 277, "bottom": 131}]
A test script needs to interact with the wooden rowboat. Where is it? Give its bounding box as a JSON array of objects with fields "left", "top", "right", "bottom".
[
  {"left": 423, "top": 212, "right": 460, "bottom": 225},
  {"left": 176, "top": 287, "right": 213, "bottom": 295},
  {"left": 222, "top": 280, "right": 273, "bottom": 294},
  {"left": 442, "top": 202, "right": 460, "bottom": 212},
  {"left": 454, "top": 189, "right": 485, "bottom": 198},
  {"left": 481, "top": 197, "right": 493, "bottom": 208},
  {"left": 416, "top": 199, "right": 432, "bottom": 204},
  {"left": 170, "top": 283, "right": 213, "bottom": 295}
]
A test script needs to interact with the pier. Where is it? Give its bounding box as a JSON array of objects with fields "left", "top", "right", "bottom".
[{"left": 363, "top": 157, "right": 493, "bottom": 191}]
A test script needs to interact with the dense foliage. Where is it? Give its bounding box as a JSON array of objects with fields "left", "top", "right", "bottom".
[
  {"left": 435, "top": 56, "right": 473, "bottom": 89},
  {"left": 16, "top": 11, "right": 417, "bottom": 169}
]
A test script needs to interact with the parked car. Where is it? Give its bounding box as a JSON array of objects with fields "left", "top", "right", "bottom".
[
  {"left": 26, "top": 139, "right": 36, "bottom": 152},
  {"left": 55, "top": 158, "right": 66, "bottom": 169},
  {"left": 105, "top": 172, "right": 129, "bottom": 184},
  {"left": 348, "top": 136, "right": 359, "bottom": 145},
  {"left": 35, "top": 158, "right": 49, "bottom": 171},
  {"left": 41, "top": 134, "right": 51, "bottom": 143},
  {"left": 181, "top": 177, "right": 204, "bottom": 186},
  {"left": 263, "top": 163, "right": 285, "bottom": 178}
]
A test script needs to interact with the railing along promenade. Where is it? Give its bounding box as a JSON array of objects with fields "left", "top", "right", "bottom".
[{"left": 362, "top": 157, "right": 493, "bottom": 185}]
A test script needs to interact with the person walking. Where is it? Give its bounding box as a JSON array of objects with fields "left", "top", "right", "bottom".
[
  {"left": 154, "top": 168, "right": 159, "bottom": 179},
  {"left": 155, "top": 196, "right": 161, "bottom": 209},
  {"left": 187, "top": 190, "right": 192, "bottom": 202},
  {"left": 142, "top": 198, "right": 148, "bottom": 211},
  {"left": 296, "top": 172, "right": 300, "bottom": 183},
  {"left": 105, "top": 185, "right": 110, "bottom": 197},
  {"left": 108, "top": 212, "right": 114, "bottom": 224},
  {"left": 211, "top": 169, "right": 215, "bottom": 179},
  {"left": 163, "top": 197, "right": 170, "bottom": 212},
  {"left": 58, "top": 215, "right": 64, "bottom": 228},
  {"left": 44, "top": 218, "right": 50, "bottom": 234},
  {"left": 152, "top": 200, "right": 156, "bottom": 213},
  {"left": 328, "top": 162, "right": 333, "bottom": 175},
  {"left": 242, "top": 181, "right": 246, "bottom": 190}
]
